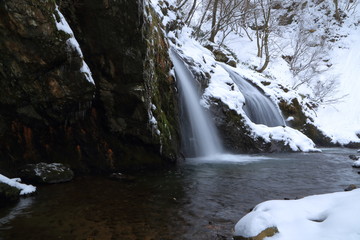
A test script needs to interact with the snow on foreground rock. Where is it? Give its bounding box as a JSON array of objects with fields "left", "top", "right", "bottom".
[
  {"left": 0, "top": 174, "right": 36, "bottom": 195},
  {"left": 234, "top": 189, "right": 360, "bottom": 240}
]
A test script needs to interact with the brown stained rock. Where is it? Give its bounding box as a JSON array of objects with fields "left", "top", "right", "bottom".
[
  {"left": 234, "top": 227, "right": 279, "bottom": 240},
  {"left": 344, "top": 184, "right": 357, "bottom": 191}
]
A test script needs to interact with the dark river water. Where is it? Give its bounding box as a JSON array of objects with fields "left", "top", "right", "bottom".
[{"left": 0, "top": 148, "right": 359, "bottom": 240}]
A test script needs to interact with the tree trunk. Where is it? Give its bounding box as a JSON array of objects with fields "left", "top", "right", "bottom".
[
  {"left": 333, "top": 0, "right": 341, "bottom": 21},
  {"left": 185, "top": 0, "right": 197, "bottom": 24},
  {"left": 257, "top": 27, "right": 270, "bottom": 72},
  {"left": 194, "top": 0, "right": 212, "bottom": 38},
  {"left": 209, "top": 0, "right": 219, "bottom": 42}
]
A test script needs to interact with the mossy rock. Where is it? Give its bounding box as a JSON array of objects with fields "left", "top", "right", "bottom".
[
  {"left": 208, "top": 98, "right": 271, "bottom": 153},
  {"left": 0, "top": 182, "right": 21, "bottom": 204},
  {"left": 19, "top": 162, "right": 74, "bottom": 184},
  {"left": 279, "top": 99, "right": 334, "bottom": 147}
]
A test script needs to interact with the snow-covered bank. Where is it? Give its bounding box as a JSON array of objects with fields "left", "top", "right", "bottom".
[
  {"left": 234, "top": 189, "right": 360, "bottom": 240},
  {"left": 0, "top": 174, "right": 36, "bottom": 195},
  {"left": 222, "top": 2, "right": 360, "bottom": 146},
  {"left": 316, "top": 31, "right": 360, "bottom": 144}
]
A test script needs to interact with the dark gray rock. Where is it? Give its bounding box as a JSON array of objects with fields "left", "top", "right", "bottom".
[
  {"left": 19, "top": 163, "right": 74, "bottom": 184},
  {"left": 349, "top": 155, "right": 359, "bottom": 160},
  {"left": 344, "top": 184, "right": 357, "bottom": 191}
]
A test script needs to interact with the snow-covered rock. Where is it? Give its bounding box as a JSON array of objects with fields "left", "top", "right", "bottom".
[
  {"left": 234, "top": 189, "right": 360, "bottom": 240},
  {"left": 352, "top": 160, "right": 360, "bottom": 168},
  {"left": 0, "top": 174, "right": 36, "bottom": 204},
  {"left": 19, "top": 163, "right": 74, "bottom": 184}
]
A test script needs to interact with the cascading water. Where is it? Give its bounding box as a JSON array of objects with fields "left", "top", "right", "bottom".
[
  {"left": 169, "top": 49, "right": 223, "bottom": 157},
  {"left": 223, "top": 65, "right": 286, "bottom": 127}
]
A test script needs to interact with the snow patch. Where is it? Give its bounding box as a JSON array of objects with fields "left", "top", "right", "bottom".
[
  {"left": 54, "top": 6, "right": 95, "bottom": 84},
  {"left": 0, "top": 174, "right": 36, "bottom": 195}
]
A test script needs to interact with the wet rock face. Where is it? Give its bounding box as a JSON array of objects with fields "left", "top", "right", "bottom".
[
  {"left": 0, "top": 0, "right": 95, "bottom": 121},
  {"left": 0, "top": 0, "right": 180, "bottom": 172},
  {"left": 209, "top": 98, "right": 294, "bottom": 153},
  {"left": 208, "top": 98, "right": 271, "bottom": 153},
  {"left": 57, "top": 0, "right": 180, "bottom": 165}
]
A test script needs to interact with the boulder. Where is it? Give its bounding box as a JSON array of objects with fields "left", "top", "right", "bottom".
[
  {"left": 349, "top": 155, "right": 359, "bottom": 160},
  {"left": 19, "top": 162, "right": 74, "bottom": 184},
  {"left": 233, "top": 227, "right": 279, "bottom": 240}
]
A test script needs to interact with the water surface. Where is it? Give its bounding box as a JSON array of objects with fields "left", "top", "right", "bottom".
[{"left": 0, "top": 148, "right": 359, "bottom": 240}]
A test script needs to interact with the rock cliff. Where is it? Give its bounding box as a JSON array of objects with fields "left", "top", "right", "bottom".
[{"left": 0, "top": 0, "right": 180, "bottom": 174}]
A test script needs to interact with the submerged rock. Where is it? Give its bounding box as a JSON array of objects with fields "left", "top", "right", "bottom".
[
  {"left": 19, "top": 163, "right": 74, "bottom": 184},
  {"left": 109, "top": 173, "right": 136, "bottom": 182}
]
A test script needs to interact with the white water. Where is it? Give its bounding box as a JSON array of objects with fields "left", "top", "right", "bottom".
[
  {"left": 224, "top": 66, "right": 286, "bottom": 127},
  {"left": 170, "top": 49, "right": 223, "bottom": 157}
]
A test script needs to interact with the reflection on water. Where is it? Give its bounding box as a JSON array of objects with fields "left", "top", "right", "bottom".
[
  {"left": 0, "top": 198, "right": 34, "bottom": 227},
  {"left": 0, "top": 148, "right": 359, "bottom": 240}
]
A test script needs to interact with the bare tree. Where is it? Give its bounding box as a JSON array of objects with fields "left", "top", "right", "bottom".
[
  {"left": 287, "top": 22, "right": 328, "bottom": 90},
  {"left": 209, "top": 0, "right": 220, "bottom": 42},
  {"left": 249, "top": 0, "right": 272, "bottom": 72}
]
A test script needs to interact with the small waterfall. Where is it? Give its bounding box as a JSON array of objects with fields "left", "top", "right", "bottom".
[
  {"left": 170, "top": 49, "right": 223, "bottom": 157},
  {"left": 223, "top": 66, "right": 285, "bottom": 127}
]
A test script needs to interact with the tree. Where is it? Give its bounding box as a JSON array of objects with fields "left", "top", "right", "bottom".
[
  {"left": 209, "top": 0, "right": 220, "bottom": 42},
  {"left": 249, "top": 0, "right": 272, "bottom": 72}
]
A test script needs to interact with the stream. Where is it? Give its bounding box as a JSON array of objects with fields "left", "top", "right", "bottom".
[{"left": 0, "top": 148, "right": 359, "bottom": 240}]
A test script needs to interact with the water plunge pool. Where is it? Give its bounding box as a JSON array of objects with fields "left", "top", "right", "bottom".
[{"left": 0, "top": 148, "right": 359, "bottom": 240}]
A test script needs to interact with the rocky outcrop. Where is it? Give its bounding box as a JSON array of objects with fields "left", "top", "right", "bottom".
[
  {"left": 208, "top": 98, "right": 292, "bottom": 153},
  {"left": 279, "top": 98, "right": 335, "bottom": 147},
  {"left": 57, "top": 0, "right": 180, "bottom": 168},
  {"left": 0, "top": 0, "right": 180, "bottom": 173}
]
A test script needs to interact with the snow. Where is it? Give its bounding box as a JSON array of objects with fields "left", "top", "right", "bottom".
[
  {"left": 150, "top": 0, "right": 360, "bottom": 148},
  {"left": 222, "top": 2, "right": 360, "bottom": 145},
  {"left": 0, "top": 174, "right": 36, "bottom": 195},
  {"left": 234, "top": 189, "right": 360, "bottom": 240},
  {"left": 352, "top": 159, "right": 360, "bottom": 168},
  {"left": 316, "top": 31, "right": 360, "bottom": 144},
  {"left": 54, "top": 6, "right": 95, "bottom": 85}
]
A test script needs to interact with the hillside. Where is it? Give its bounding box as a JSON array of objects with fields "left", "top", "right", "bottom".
[{"left": 155, "top": 0, "right": 360, "bottom": 147}]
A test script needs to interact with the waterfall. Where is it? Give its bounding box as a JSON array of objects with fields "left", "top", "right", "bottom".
[
  {"left": 223, "top": 66, "right": 285, "bottom": 127},
  {"left": 169, "top": 49, "right": 223, "bottom": 157}
]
